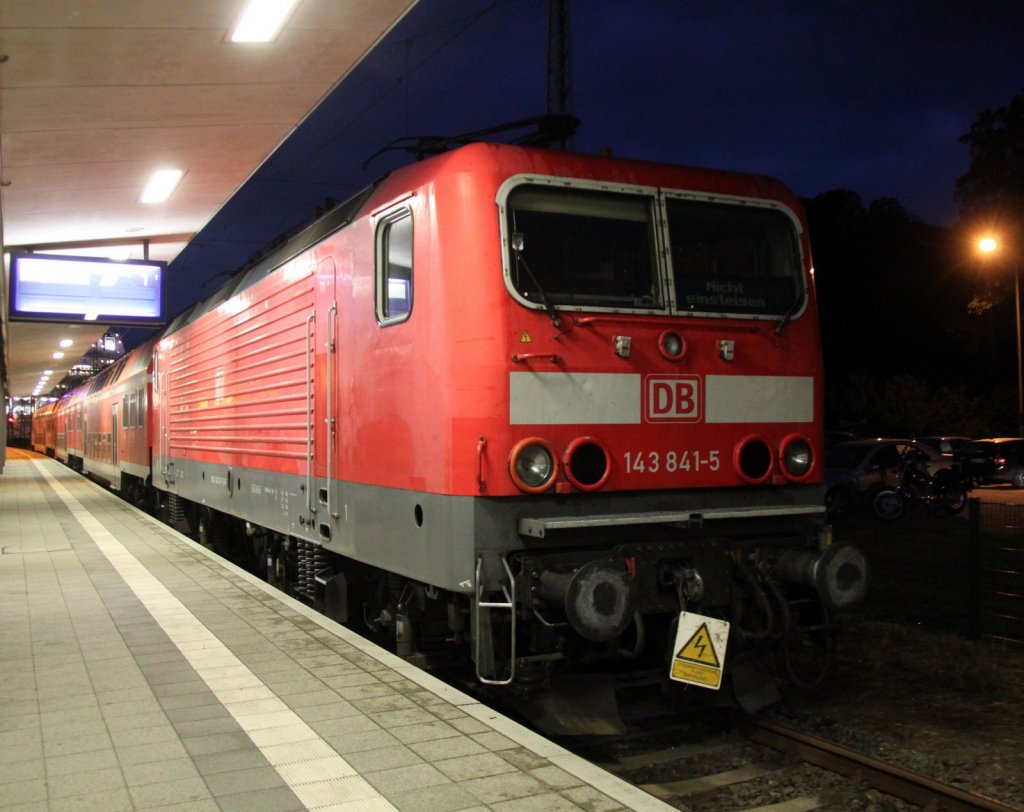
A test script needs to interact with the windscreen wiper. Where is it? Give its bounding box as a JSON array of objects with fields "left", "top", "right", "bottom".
[
  {"left": 512, "top": 232, "right": 562, "bottom": 328},
  {"left": 774, "top": 290, "right": 804, "bottom": 335}
]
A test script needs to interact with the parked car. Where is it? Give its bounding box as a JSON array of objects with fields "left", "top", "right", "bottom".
[
  {"left": 825, "top": 438, "right": 954, "bottom": 518},
  {"left": 915, "top": 436, "right": 973, "bottom": 457},
  {"left": 959, "top": 438, "right": 1024, "bottom": 487},
  {"left": 825, "top": 430, "right": 856, "bottom": 449}
]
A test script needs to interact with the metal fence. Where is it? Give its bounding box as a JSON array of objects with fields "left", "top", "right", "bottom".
[{"left": 967, "top": 499, "right": 1024, "bottom": 644}]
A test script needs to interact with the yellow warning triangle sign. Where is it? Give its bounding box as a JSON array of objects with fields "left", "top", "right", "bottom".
[
  {"left": 675, "top": 622, "right": 720, "bottom": 667},
  {"left": 519, "top": 330, "right": 533, "bottom": 343}
]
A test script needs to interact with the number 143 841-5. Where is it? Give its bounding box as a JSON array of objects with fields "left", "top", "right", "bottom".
[{"left": 623, "top": 449, "right": 720, "bottom": 475}]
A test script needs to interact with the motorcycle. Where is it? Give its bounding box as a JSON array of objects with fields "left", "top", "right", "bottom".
[{"left": 871, "top": 449, "right": 968, "bottom": 521}]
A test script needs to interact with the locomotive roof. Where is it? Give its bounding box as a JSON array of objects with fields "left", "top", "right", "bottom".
[
  {"left": 161, "top": 141, "right": 803, "bottom": 340},
  {"left": 163, "top": 183, "right": 380, "bottom": 338}
]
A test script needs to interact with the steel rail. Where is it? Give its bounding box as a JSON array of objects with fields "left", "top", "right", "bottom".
[{"left": 746, "top": 719, "right": 1021, "bottom": 812}]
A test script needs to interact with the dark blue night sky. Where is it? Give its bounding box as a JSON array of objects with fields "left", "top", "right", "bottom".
[{"left": 165, "top": 0, "right": 1024, "bottom": 319}]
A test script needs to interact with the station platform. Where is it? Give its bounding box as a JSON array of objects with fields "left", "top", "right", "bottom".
[{"left": 1, "top": 450, "right": 673, "bottom": 812}]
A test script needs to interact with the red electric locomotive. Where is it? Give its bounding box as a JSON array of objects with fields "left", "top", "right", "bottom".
[{"left": 42, "top": 142, "right": 866, "bottom": 715}]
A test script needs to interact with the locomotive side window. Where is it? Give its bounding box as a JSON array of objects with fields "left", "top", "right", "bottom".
[
  {"left": 666, "top": 199, "right": 803, "bottom": 317},
  {"left": 506, "top": 187, "right": 661, "bottom": 311},
  {"left": 376, "top": 209, "right": 413, "bottom": 325}
]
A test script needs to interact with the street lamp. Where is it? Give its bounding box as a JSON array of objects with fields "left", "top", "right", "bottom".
[{"left": 978, "top": 235, "right": 1024, "bottom": 436}]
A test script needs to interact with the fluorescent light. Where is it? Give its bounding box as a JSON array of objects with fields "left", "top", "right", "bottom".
[
  {"left": 59, "top": 339, "right": 73, "bottom": 348},
  {"left": 52, "top": 352, "right": 65, "bottom": 360},
  {"left": 230, "top": 0, "right": 299, "bottom": 43},
  {"left": 139, "top": 169, "right": 184, "bottom": 204}
]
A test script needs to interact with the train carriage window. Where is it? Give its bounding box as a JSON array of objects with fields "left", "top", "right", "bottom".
[
  {"left": 122, "top": 396, "right": 129, "bottom": 428},
  {"left": 666, "top": 199, "right": 803, "bottom": 317},
  {"left": 505, "top": 186, "right": 661, "bottom": 311},
  {"left": 376, "top": 209, "right": 413, "bottom": 325},
  {"left": 130, "top": 392, "right": 138, "bottom": 428}
]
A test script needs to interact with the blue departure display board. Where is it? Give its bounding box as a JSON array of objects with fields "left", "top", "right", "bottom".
[{"left": 9, "top": 253, "right": 167, "bottom": 326}]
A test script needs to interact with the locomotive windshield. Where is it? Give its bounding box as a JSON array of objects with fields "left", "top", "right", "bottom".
[
  {"left": 502, "top": 181, "right": 805, "bottom": 319},
  {"left": 506, "top": 187, "right": 662, "bottom": 310},
  {"left": 667, "top": 198, "right": 803, "bottom": 317}
]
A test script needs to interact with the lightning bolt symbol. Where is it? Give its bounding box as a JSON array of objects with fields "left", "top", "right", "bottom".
[{"left": 695, "top": 633, "right": 708, "bottom": 660}]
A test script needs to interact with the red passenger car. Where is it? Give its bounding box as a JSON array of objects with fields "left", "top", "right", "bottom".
[
  {"left": 52, "top": 338, "right": 155, "bottom": 504},
  {"left": 30, "top": 401, "right": 57, "bottom": 456}
]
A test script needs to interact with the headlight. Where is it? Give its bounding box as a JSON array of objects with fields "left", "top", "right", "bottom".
[
  {"left": 780, "top": 434, "right": 815, "bottom": 481},
  {"left": 509, "top": 438, "right": 558, "bottom": 493}
]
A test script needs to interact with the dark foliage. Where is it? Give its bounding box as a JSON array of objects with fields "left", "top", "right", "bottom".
[
  {"left": 805, "top": 190, "right": 1001, "bottom": 435},
  {"left": 807, "top": 90, "right": 1024, "bottom": 436},
  {"left": 956, "top": 89, "right": 1024, "bottom": 232}
]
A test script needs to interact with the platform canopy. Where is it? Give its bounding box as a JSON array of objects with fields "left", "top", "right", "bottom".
[{"left": 0, "top": 0, "right": 418, "bottom": 399}]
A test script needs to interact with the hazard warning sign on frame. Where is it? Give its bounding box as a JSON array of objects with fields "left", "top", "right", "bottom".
[{"left": 669, "top": 613, "right": 730, "bottom": 690}]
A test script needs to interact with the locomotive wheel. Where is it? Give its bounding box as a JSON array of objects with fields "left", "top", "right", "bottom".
[
  {"left": 782, "top": 604, "right": 837, "bottom": 688},
  {"left": 197, "top": 514, "right": 213, "bottom": 548},
  {"left": 196, "top": 509, "right": 230, "bottom": 554}
]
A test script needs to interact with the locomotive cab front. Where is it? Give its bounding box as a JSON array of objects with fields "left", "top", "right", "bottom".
[{"left": 450, "top": 146, "right": 867, "bottom": 712}]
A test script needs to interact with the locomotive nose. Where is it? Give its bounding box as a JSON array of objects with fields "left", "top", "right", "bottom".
[
  {"left": 537, "top": 558, "right": 637, "bottom": 641},
  {"left": 773, "top": 543, "right": 868, "bottom": 610}
]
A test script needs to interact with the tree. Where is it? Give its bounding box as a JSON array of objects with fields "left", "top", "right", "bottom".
[
  {"left": 807, "top": 191, "right": 964, "bottom": 383},
  {"left": 956, "top": 89, "right": 1024, "bottom": 237},
  {"left": 806, "top": 189, "right": 997, "bottom": 433},
  {"left": 955, "top": 91, "right": 1024, "bottom": 432}
]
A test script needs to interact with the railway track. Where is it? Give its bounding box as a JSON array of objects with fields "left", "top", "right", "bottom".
[
  {"left": 745, "top": 719, "right": 1020, "bottom": 812},
  {"left": 579, "top": 715, "right": 1021, "bottom": 811}
]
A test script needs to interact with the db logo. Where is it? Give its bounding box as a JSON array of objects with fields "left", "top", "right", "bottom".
[{"left": 646, "top": 375, "right": 701, "bottom": 422}]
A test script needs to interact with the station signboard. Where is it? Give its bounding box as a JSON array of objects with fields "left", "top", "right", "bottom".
[{"left": 8, "top": 253, "right": 167, "bottom": 326}]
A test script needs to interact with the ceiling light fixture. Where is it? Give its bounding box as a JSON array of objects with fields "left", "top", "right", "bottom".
[
  {"left": 229, "top": 0, "right": 300, "bottom": 43},
  {"left": 139, "top": 169, "right": 185, "bottom": 204}
]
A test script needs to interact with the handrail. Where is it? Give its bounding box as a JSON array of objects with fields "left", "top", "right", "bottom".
[
  {"left": 474, "top": 555, "right": 517, "bottom": 685},
  {"left": 326, "top": 302, "right": 338, "bottom": 518},
  {"left": 305, "top": 311, "right": 315, "bottom": 514},
  {"left": 511, "top": 352, "right": 562, "bottom": 364}
]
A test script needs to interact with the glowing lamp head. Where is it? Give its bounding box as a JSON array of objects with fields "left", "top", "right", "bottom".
[{"left": 978, "top": 236, "right": 998, "bottom": 254}]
